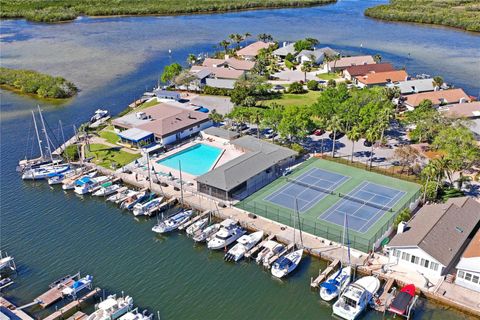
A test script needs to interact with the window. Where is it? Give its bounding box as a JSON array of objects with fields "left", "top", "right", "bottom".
[
  {"left": 465, "top": 273, "right": 472, "bottom": 281},
  {"left": 458, "top": 270, "right": 465, "bottom": 279},
  {"left": 393, "top": 249, "right": 400, "bottom": 258},
  {"left": 421, "top": 258, "right": 429, "bottom": 268},
  {"left": 472, "top": 275, "right": 479, "bottom": 284},
  {"left": 411, "top": 255, "right": 419, "bottom": 264},
  {"left": 430, "top": 262, "right": 439, "bottom": 271},
  {"left": 402, "top": 252, "right": 410, "bottom": 261}
]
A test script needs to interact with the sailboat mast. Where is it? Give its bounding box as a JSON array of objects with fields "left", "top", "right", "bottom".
[
  {"left": 31, "top": 110, "right": 44, "bottom": 159},
  {"left": 179, "top": 160, "right": 184, "bottom": 207},
  {"left": 37, "top": 105, "right": 53, "bottom": 162}
]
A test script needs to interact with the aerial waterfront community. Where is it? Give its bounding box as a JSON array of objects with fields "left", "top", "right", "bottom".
[{"left": 1, "top": 6, "right": 480, "bottom": 320}]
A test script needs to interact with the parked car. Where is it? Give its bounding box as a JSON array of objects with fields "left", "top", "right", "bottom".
[
  {"left": 195, "top": 106, "right": 209, "bottom": 113},
  {"left": 247, "top": 128, "right": 258, "bottom": 135},
  {"left": 234, "top": 123, "right": 248, "bottom": 131},
  {"left": 313, "top": 129, "right": 325, "bottom": 136},
  {"left": 272, "top": 84, "right": 285, "bottom": 91},
  {"left": 329, "top": 132, "right": 345, "bottom": 140},
  {"left": 363, "top": 140, "right": 373, "bottom": 147}
]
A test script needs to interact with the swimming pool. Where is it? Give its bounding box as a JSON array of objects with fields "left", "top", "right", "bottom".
[{"left": 157, "top": 143, "right": 222, "bottom": 176}]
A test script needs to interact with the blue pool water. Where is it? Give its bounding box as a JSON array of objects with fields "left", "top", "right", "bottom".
[{"left": 157, "top": 143, "right": 222, "bottom": 176}]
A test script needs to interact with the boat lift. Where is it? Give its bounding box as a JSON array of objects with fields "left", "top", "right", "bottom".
[
  {"left": 382, "top": 286, "right": 418, "bottom": 320},
  {"left": 0, "top": 251, "right": 17, "bottom": 273}
]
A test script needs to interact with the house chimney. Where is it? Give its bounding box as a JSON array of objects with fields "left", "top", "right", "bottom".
[
  {"left": 225, "top": 54, "right": 230, "bottom": 60},
  {"left": 397, "top": 221, "right": 407, "bottom": 234},
  {"left": 283, "top": 42, "right": 287, "bottom": 47}
]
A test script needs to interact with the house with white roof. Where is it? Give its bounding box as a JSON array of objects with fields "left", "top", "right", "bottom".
[
  {"left": 295, "top": 47, "right": 339, "bottom": 65},
  {"left": 392, "top": 78, "right": 436, "bottom": 95},
  {"left": 386, "top": 197, "right": 480, "bottom": 278},
  {"left": 455, "top": 228, "right": 480, "bottom": 292}
]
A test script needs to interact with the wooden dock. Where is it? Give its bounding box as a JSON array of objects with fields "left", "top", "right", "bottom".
[
  {"left": 266, "top": 243, "right": 294, "bottom": 268},
  {"left": 375, "top": 277, "right": 395, "bottom": 313},
  {"left": 43, "top": 288, "right": 100, "bottom": 320},
  {"left": 35, "top": 277, "right": 75, "bottom": 308},
  {"left": 179, "top": 210, "right": 210, "bottom": 231},
  {"left": 0, "top": 297, "right": 34, "bottom": 320},
  {"left": 155, "top": 198, "right": 177, "bottom": 215},
  {"left": 245, "top": 234, "right": 275, "bottom": 259},
  {"left": 67, "top": 311, "right": 87, "bottom": 320},
  {"left": 310, "top": 259, "right": 340, "bottom": 289}
]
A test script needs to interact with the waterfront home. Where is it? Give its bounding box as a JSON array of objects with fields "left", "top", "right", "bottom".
[
  {"left": 112, "top": 103, "right": 212, "bottom": 146},
  {"left": 295, "top": 47, "right": 340, "bottom": 65},
  {"left": 342, "top": 63, "right": 394, "bottom": 81},
  {"left": 236, "top": 41, "right": 274, "bottom": 60},
  {"left": 355, "top": 70, "right": 408, "bottom": 88},
  {"left": 190, "top": 65, "right": 245, "bottom": 89},
  {"left": 387, "top": 197, "right": 480, "bottom": 278},
  {"left": 455, "top": 228, "right": 480, "bottom": 293},
  {"left": 202, "top": 56, "right": 255, "bottom": 71},
  {"left": 393, "top": 78, "right": 436, "bottom": 95},
  {"left": 325, "top": 55, "right": 375, "bottom": 72},
  {"left": 196, "top": 135, "right": 297, "bottom": 201},
  {"left": 154, "top": 89, "right": 181, "bottom": 101},
  {"left": 439, "top": 101, "right": 480, "bottom": 119},
  {"left": 272, "top": 42, "right": 296, "bottom": 58},
  {"left": 402, "top": 88, "right": 471, "bottom": 111}
]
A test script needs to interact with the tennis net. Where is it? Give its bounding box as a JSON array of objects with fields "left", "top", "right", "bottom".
[
  {"left": 285, "top": 177, "right": 335, "bottom": 195},
  {"left": 338, "top": 192, "right": 393, "bottom": 212}
]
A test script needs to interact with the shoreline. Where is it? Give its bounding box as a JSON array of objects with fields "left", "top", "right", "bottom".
[{"left": 0, "top": 85, "right": 75, "bottom": 103}]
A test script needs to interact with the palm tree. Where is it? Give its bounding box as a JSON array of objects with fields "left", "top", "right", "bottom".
[
  {"left": 257, "top": 33, "right": 273, "bottom": 42},
  {"left": 346, "top": 126, "right": 361, "bottom": 162},
  {"left": 229, "top": 33, "right": 244, "bottom": 50},
  {"left": 327, "top": 115, "right": 343, "bottom": 157},
  {"left": 218, "top": 40, "right": 230, "bottom": 54},
  {"left": 421, "top": 162, "right": 437, "bottom": 203},
  {"left": 300, "top": 61, "right": 313, "bottom": 82},
  {"left": 331, "top": 53, "right": 341, "bottom": 73},
  {"left": 243, "top": 32, "right": 251, "bottom": 46},
  {"left": 187, "top": 53, "right": 197, "bottom": 66},
  {"left": 455, "top": 172, "right": 471, "bottom": 191},
  {"left": 378, "top": 106, "right": 393, "bottom": 145},
  {"left": 366, "top": 126, "right": 381, "bottom": 168},
  {"left": 433, "top": 76, "right": 444, "bottom": 88},
  {"left": 374, "top": 54, "right": 382, "bottom": 63}
]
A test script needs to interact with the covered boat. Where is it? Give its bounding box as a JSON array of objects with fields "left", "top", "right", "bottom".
[{"left": 387, "top": 284, "right": 416, "bottom": 317}]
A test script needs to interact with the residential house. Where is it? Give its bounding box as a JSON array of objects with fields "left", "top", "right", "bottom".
[
  {"left": 236, "top": 41, "right": 274, "bottom": 60},
  {"left": 196, "top": 135, "right": 297, "bottom": 201},
  {"left": 387, "top": 197, "right": 480, "bottom": 278},
  {"left": 455, "top": 228, "right": 480, "bottom": 292},
  {"left": 402, "top": 88, "right": 471, "bottom": 111},
  {"left": 394, "top": 78, "right": 436, "bottom": 95},
  {"left": 355, "top": 70, "right": 408, "bottom": 88},
  {"left": 153, "top": 89, "right": 181, "bottom": 101},
  {"left": 202, "top": 56, "right": 255, "bottom": 71},
  {"left": 439, "top": 101, "right": 480, "bottom": 119},
  {"left": 272, "top": 42, "right": 296, "bottom": 58},
  {"left": 112, "top": 103, "right": 212, "bottom": 146},
  {"left": 295, "top": 47, "right": 339, "bottom": 65},
  {"left": 342, "top": 63, "right": 394, "bottom": 81},
  {"left": 325, "top": 55, "right": 376, "bottom": 72},
  {"left": 190, "top": 65, "right": 245, "bottom": 89}
]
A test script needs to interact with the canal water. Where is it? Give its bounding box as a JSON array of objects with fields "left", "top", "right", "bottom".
[{"left": 1, "top": 0, "right": 479, "bottom": 319}]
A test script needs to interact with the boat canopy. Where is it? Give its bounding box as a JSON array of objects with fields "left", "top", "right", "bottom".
[
  {"left": 320, "top": 281, "right": 338, "bottom": 292},
  {"left": 47, "top": 172, "right": 64, "bottom": 177}
]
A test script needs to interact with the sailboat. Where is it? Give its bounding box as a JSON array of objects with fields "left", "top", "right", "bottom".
[{"left": 320, "top": 212, "right": 352, "bottom": 302}]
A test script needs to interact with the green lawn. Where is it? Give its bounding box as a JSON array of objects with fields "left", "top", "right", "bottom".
[
  {"left": 99, "top": 129, "right": 120, "bottom": 144},
  {"left": 316, "top": 73, "right": 340, "bottom": 80},
  {"left": 262, "top": 90, "right": 322, "bottom": 107},
  {"left": 131, "top": 98, "right": 160, "bottom": 113},
  {"left": 86, "top": 143, "right": 140, "bottom": 169}
]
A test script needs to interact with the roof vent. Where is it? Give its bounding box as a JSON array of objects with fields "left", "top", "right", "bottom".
[{"left": 455, "top": 226, "right": 464, "bottom": 233}]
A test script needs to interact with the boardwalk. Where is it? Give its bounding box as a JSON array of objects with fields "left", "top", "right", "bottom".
[
  {"left": 36, "top": 277, "right": 74, "bottom": 308},
  {"left": 43, "top": 288, "right": 100, "bottom": 320}
]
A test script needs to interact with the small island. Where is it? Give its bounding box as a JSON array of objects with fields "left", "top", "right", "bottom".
[
  {"left": 0, "top": 67, "right": 78, "bottom": 99},
  {"left": 1, "top": 0, "right": 336, "bottom": 23},
  {"left": 365, "top": 0, "right": 480, "bottom": 32}
]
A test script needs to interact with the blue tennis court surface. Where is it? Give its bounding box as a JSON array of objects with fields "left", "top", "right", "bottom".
[
  {"left": 319, "top": 181, "right": 406, "bottom": 234},
  {"left": 264, "top": 168, "right": 349, "bottom": 212}
]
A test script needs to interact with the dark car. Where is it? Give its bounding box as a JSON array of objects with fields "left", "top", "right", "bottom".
[
  {"left": 329, "top": 132, "right": 345, "bottom": 140},
  {"left": 363, "top": 140, "right": 373, "bottom": 147}
]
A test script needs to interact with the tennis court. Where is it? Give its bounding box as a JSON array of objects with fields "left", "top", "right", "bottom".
[
  {"left": 319, "top": 181, "right": 406, "bottom": 234},
  {"left": 264, "top": 168, "right": 349, "bottom": 213}
]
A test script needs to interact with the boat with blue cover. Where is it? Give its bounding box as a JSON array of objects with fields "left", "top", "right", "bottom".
[
  {"left": 152, "top": 210, "right": 193, "bottom": 234},
  {"left": 62, "top": 274, "right": 93, "bottom": 297}
]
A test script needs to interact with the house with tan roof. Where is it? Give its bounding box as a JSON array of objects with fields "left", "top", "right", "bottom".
[
  {"left": 236, "top": 41, "right": 274, "bottom": 60},
  {"left": 190, "top": 65, "right": 245, "bottom": 89},
  {"left": 439, "top": 101, "right": 480, "bottom": 119},
  {"left": 402, "top": 88, "right": 471, "bottom": 111},
  {"left": 455, "top": 227, "right": 480, "bottom": 292},
  {"left": 325, "top": 55, "right": 376, "bottom": 72},
  {"left": 386, "top": 197, "right": 480, "bottom": 278},
  {"left": 202, "top": 56, "right": 255, "bottom": 71},
  {"left": 355, "top": 70, "right": 408, "bottom": 88},
  {"left": 112, "top": 103, "right": 212, "bottom": 146},
  {"left": 343, "top": 63, "right": 394, "bottom": 81}
]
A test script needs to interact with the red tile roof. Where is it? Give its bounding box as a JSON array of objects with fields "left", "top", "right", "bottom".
[
  {"left": 404, "top": 89, "right": 471, "bottom": 108},
  {"left": 356, "top": 70, "right": 408, "bottom": 85},
  {"left": 344, "top": 63, "right": 394, "bottom": 77}
]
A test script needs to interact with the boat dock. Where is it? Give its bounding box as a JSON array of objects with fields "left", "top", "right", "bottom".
[
  {"left": 151, "top": 198, "right": 177, "bottom": 216},
  {"left": 266, "top": 243, "right": 294, "bottom": 268},
  {"left": 67, "top": 311, "right": 88, "bottom": 320},
  {"left": 245, "top": 234, "right": 275, "bottom": 259},
  {"left": 0, "top": 297, "right": 34, "bottom": 320},
  {"left": 178, "top": 210, "right": 210, "bottom": 231},
  {"left": 374, "top": 277, "right": 396, "bottom": 313},
  {"left": 35, "top": 275, "right": 75, "bottom": 308},
  {"left": 43, "top": 288, "right": 100, "bottom": 320},
  {"left": 310, "top": 259, "right": 340, "bottom": 289}
]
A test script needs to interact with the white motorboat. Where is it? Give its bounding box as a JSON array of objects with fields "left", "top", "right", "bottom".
[
  {"left": 192, "top": 223, "right": 220, "bottom": 242},
  {"left": 0, "top": 252, "right": 15, "bottom": 272},
  {"left": 152, "top": 210, "right": 193, "bottom": 233},
  {"left": 115, "top": 190, "right": 139, "bottom": 204},
  {"left": 186, "top": 218, "right": 209, "bottom": 237},
  {"left": 225, "top": 231, "right": 264, "bottom": 262},
  {"left": 271, "top": 249, "right": 303, "bottom": 278},
  {"left": 90, "top": 109, "right": 109, "bottom": 123},
  {"left": 255, "top": 240, "right": 283, "bottom": 265},
  {"left": 87, "top": 294, "right": 133, "bottom": 320},
  {"left": 118, "top": 308, "right": 153, "bottom": 320},
  {"left": 62, "top": 171, "right": 96, "bottom": 190},
  {"left": 47, "top": 168, "right": 82, "bottom": 185},
  {"left": 106, "top": 187, "right": 130, "bottom": 202},
  {"left": 133, "top": 197, "right": 163, "bottom": 216},
  {"left": 320, "top": 266, "right": 352, "bottom": 302},
  {"left": 74, "top": 176, "right": 109, "bottom": 195},
  {"left": 121, "top": 192, "right": 150, "bottom": 210},
  {"left": 22, "top": 164, "right": 70, "bottom": 180},
  {"left": 93, "top": 183, "right": 121, "bottom": 197},
  {"left": 207, "top": 219, "right": 246, "bottom": 250},
  {"left": 62, "top": 274, "right": 93, "bottom": 297},
  {"left": 332, "top": 276, "right": 381, "bottom": 320}
]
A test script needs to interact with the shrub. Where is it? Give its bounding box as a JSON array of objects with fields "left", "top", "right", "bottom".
[
  {"left": 394, "top": 208, "right": 411, "bottom": 229},
  {"left": 63, "top": 144, "right": 80, "bottom": 161},
  {"left": 288, "top": 82, "right": 305, "bottom": 94},
  {"left": 203, "top": 86, "right": 231, "bottom": 96},
  {"left": 327, "top": 79, "right": 336, "bottom": 88},
  {"left": 290, "top": 143, "right": 306, "bottom": 154},
  {"left": 306, "top": 80, "right": 319, "bottom": 91}
]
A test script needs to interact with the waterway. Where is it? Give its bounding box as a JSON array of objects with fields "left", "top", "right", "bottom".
[{"left": 1, "top": 0, "right": 479, "bottom": 319}]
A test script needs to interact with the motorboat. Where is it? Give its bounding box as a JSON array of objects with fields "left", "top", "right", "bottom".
[
  {"left": 106, "top": 188, "right": 130, "bottom": 202},
  {"left": 225, "top": 231, "right": 264, "bottom": 262},
  {"left": 90, "top": 109, "right": 109, "bottom": 123},
  {"left": 62, "top": 171, "right": 97, "bottom": 190},
  {"left": 47, "top": 168, "right": 82, "bottom": 185},
  {"left": 133, "top": 197, "right": 163, "bottom": 216},
  {"left": 0, "top": 252, "right": 15, "bottom": 272},
  {"left": 255, "top": 240, "right": 283, "bottom": 265},
  {"left": 320, "top": 266, "right": 352, "bottom": 302},
  {"left": 186, "top": 218, "right": 209, "bottom": 237},
  {"left": 121, "top": 192, "right": 150, "bottom": 210},
  {"left": 152, "top": 210, "right": 193, "bottom": 233},
  {"left": 62, "top": 274, "right": 93, "bottom": 297},
  {"left": 93, "top": 183, "right": 121, "bottom": 197},
  {"left": 332, "top": 276, "right": 381, "bottom": 320},
  {"left": 207, "top": 219, "right": 246, "bottom": 250},
  {"left": 115, "top": 190, "right": 139, "bottom": 205},
  {"left": 387, "top": 284, "right": 416, "bottom": 317},
  {"left": 87, "top": 294, "right": 133, "bottom": 320},
  {"left": 192, "top": 223, "right": 220, "bottom": 242},
  {"left": 22, "top": 164, "right": 70, "bottom": 180},
  {"left": 262, "top": 243, "right": 287, "bottom": 269},
  {"left": 118, "top": 308, "right": 153, "bottom": 320},
  {"left": 74, "top": 176, "right": 110, "bottom": 195},
  {"left": 271, "top": 249, "right": 303, "bottom": 278}
]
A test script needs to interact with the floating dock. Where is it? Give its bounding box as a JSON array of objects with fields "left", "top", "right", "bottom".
[
  {"left": 35, "top": 275, "right": 75, "bottom": 308},
  {"left": 178, "top": 210, "right": 210, "bottom": 231},
  {"left": 43, "top": 288, "right": 100, "bottom": 320},
  {"left": 0, "top": 297, "right": 34, "bottom": 320},
  {"left": 375, "top": 277, "right": 395, "bottom": 313},
  {"left": 153, "top": 198, "right": 177, "bottom": 216},
  {"left": 67, "top": 311, "right": 88, "bottom": 320},
  {"left": 245, "top": 234, "right": 275, "bottom": 259},
  {"left": 310, "top": 259, "right": 340, "bottom": 289}
]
